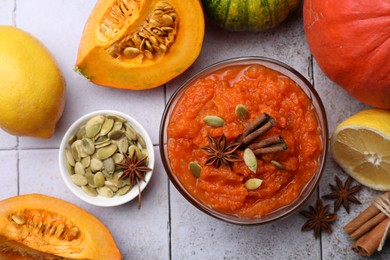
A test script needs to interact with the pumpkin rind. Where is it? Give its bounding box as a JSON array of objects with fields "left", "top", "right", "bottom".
[
  {"left": 303, "top": 0, "right": 390, "bottom": 109},
  {"left": 0, "top": 194, "right": 121, "bottom": 260},
  {"left": 201, "top": 0, "right": 300, "bottom": 31},
  {"left": 75, "top": 0, "right": 205, "bottom": 90}
]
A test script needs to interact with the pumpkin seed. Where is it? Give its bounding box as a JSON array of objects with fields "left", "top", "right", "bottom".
[
  {"left": 100, "top": 118, "right": 114, "bottom": 135},
  {"left": 123, "top": 47, "right": 140, "bottom": 58},
  {"left": 65, "top": 148, "right": 75, "bottom": 166},
  {"left": 74, "top": 162, "right": 86, "bottom": 176},
  {"left": 67, "top": 134, "right": 77, "bottom": 146},
  {"left": 96, "top": 143, "right": 117, "bottom": 160},
  {"left": 244, "top": 148, "right": 257, "bottom": 173},
  {"left": 94, "top": 135, "right": 109, "bottom": 145},
  {"left": 136, "top": 133, "right": 146, "bottom": 148},
  {"left": 144, "top": 50, "right": 153, "bottom": 60},
  {"left": 108, "top": 129, "right": 125, "bottom": 140},
  {"left": 235, "top": 104, "right": 249, "bottom": 119},
  {"left": 85, "top": 115, "right": 105, "bottom": 138},
  {"left": 271, "top": 160, "right": 285, "bottom": 169},
  {"left": 90, "top": 158, "right": 103, "bottom": 172},
  {"left": 203, "top": 116, "right": 225, "bottom": 127},
  {"left": 189, "top": 161, "right": 201, "bottom": 178},
  {"left": 117, "top": 186, "right": 131, "bottom": 196},
  {"left": 112, "top": 153, "right": 124, "bottom": 164},
  {"left": 11, "top": 215, "right": 25, "bottom": 225},
  {"left": 67, "top": 163, "right": 75, "bottom": 175},
  {"left": 125, "top": 123, "right": 137, "bottom": 140},
  {"left": 107, "top": 114, "right": 126, "bottom": 122},
  {"left": 71, "top": 141, "right": 82, "bottom": 162},
  {"left": 161, "top": 14, "right": 173, "bottom": 26},
  {"left": 81, "top": 138, "right": 95, "bottom": 155},
  {"left": 117, "top": 137, "right": 129, "bottom": 154},
  {"left": 81, "top": 156, "right": 91, "bottom": 168},
  {"left": 97, "top": 186, "right": 114, "bottom": 198},
  {"left": 81, "top": 186, "right": 98, "bottom": 197},
  {"left": 94, "top": 171, "right": 106, "bottom": 188},
  {"left": 107, "top": 185, "right": 119, "bottom": 192},
  {"left": 103, "top": 158, "right": 115, "bottom": 174},
  {"left": 85, "top": 172, "right": 95, "bottom": 187},
  {"left": 76, "top": 125, "right": 86, "bottom": 140},
  {"left": 70, "top": 174, "right": 88, "bottom": 187},
  {"left": 245, "top": 178, "right": 263, "bottom": 190}
]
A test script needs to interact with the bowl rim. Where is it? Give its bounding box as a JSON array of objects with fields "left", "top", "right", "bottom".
[
  {"left": 59, "top": 109, "right": 155, "bottom": 207},
  {"left": 159, "top": 56, "right": 328, "bottom": 224}
]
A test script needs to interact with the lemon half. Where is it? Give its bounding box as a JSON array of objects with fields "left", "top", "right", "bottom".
[{"left": 331, "top": 109, "right": 390, "bottom": 191}]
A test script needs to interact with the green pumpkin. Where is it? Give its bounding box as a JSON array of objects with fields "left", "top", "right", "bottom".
[{"left": 201, "top": 0, "right": 300, "bottom": 31}]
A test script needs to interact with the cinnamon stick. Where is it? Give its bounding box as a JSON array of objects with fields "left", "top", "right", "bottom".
[
  {"left": 350, "top": 212, "right": 387, "bottom": 241},
  {"left": 242, "top": 119, "right": 275, "bottom": 145},
  {"left": 242, "top": 113, "right": 271, "bottom": 137},
  {"left": 352, "top": 218, "right": 390, "bottom": 257},
  {"left": 253, "top": 143, "right": 288, "bottom": 155},
  {"left": 248, "top": 135, "right": 285, "bottom": 150},
  {"left": 343, "top": 204, "right": 382, "bottom": 238}
]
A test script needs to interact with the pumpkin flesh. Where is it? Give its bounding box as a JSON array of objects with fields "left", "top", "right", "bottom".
[
  {"left": 0, "top": 194, "right": 121, "bottom": 260},
  {"left": 75, "top": 0, "right": 205, "bottom": 90},
  {"left": 303, "top": 0, "right": 390, "bottom": 109}
]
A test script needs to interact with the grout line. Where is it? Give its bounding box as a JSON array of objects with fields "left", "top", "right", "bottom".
[
  {"left": 12, "top": 0, "right": 16, "bottom": 26},
  {"left": 16, "top": 136, "right": 20, "bottom": 196}
]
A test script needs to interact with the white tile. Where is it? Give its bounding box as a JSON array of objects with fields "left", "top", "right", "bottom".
[
  {"left": 170, "top": 186, "right": 321, "bottom": 259},
  {"left": 0, "top": 129, "right": 17, "bottom": 149},
  {"left": 19, "top": 147, "right": 169, "bottom": 259},
  {"left": 0, "top": 150, "right": 18, "bottom": 200},
  {"left": 0, "top": 0, "right": 14, "bottom": 25}
]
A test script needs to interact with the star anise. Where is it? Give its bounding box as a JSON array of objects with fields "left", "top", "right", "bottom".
[
  {"left": 300, "top": 199, "right": 337, "bottom": 239},
  {"left": 322, "top": 176, "right": 362, "bottom": 213},
  {"left": 201, "top": 134, "right": 242, "bottom": 168},
  {"left": 116, "top": 153, "right": 152, "bottom": 209}
]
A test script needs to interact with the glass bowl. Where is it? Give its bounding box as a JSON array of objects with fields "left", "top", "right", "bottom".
[
  {"left": 59, "top": 110, "right": 154, "bottom": 207},
  {"left": 159, "top": 56, "right": 328, "bottom": 224}
]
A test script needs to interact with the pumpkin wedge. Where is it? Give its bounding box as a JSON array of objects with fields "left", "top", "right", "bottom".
[
  {"left": 0, "top": 194, "right": 121, "bottom": 260},
  {"left": 75, "top": 0, "right": 205, "bottom": 90}
]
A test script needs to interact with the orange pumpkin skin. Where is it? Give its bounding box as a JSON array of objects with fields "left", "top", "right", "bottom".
[
  {"left": 0, "top": 194, "right": 121, "bottom": 260},
  {"left": 303, "top": 0, "right": 390, "bottom": 109},
  {"left": 75, "top": 0, "right": 205, "bottom": 90}
]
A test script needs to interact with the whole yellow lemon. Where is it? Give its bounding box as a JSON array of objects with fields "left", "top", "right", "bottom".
[{"left": 0, "top": 26, "right": 65, "bottom": 138}]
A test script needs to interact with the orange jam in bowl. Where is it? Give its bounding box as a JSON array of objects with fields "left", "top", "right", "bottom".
[{"left": 160, "top": 57, "right": 328, "bottom": 224}]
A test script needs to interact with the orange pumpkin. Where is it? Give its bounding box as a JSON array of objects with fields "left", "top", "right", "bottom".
[
  {"left": 303, "top": 0, "right": 390, "bottom": 109},
  {"left": 0, "top": 194, "right": 121, "bottom": 260},
  {"left": 75, "top": 0, "right": 205, "bottom": 90}
]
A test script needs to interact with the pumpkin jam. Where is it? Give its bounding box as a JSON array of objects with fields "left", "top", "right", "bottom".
[{"left": 167, "top": 64, "right": 323, "bottom": 218}]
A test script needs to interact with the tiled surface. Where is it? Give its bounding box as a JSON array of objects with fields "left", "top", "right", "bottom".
[{"left": 0, "top": 1, "right": 388, "bottom": 259}]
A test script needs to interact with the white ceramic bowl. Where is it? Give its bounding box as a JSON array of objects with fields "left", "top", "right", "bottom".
[{"left": 59, "top": 110, "right": 154, "bottom": 207}]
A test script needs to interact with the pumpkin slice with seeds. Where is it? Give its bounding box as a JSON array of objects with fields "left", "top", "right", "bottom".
[
  {"left": 0, "top": 194, "right": 121, "bottom": 259},
  {"left": 75, "top": 0, "right": 205, "bottom": 90}
]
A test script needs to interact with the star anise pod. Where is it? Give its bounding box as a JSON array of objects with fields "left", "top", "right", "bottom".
[
  {"left": 201, "top": 134, "right": 242, "bottom": 168},
  {"left": 322, "top": 176, "right": 362, "bottom": 213},
  {"left": 300, "top": 199, "right": 337, "bottom": 239},
  {"left": 116, "top": 153, "right": 152, "bottom": 209}
]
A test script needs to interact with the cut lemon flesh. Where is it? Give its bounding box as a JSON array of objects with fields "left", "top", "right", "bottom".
[{"left": 331, "top": 109, "right": 390, "bottom": 191}]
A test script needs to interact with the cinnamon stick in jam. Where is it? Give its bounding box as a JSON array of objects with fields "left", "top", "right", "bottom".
[
  {"left": 242, "top": 118, "right": 275, "bottom": 145},
  {"left": 248, "top": 135, "right": 285, "bottom": 150},
  {"left": 252, "top": 143, "right": 288, "bottom": 155}
]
